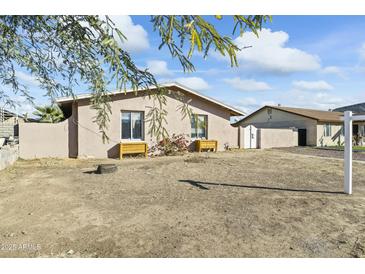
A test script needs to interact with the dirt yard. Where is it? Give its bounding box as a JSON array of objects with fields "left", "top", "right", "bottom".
[
  {"left": 275, "top": 146, "right": 365, "bottom": 161},
  {"left": 1, "top": 149, "right": 365, "bottom": 258}
]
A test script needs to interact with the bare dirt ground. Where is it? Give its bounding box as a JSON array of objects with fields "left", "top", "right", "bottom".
[{"left": 1, "top": 149, "right": 365, "bottom": 258}]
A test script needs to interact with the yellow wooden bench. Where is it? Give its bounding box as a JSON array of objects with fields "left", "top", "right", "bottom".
[
  {"left": 120, "top": 142, "right": 148, "bottom": 159},
  {"left": 196, "top": 140, "right": 218, "bottom": 152}
]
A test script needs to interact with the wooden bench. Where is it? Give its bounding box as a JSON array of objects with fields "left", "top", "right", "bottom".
[
  {"left": 196, "top": 140, "right": 218, "bottom": 152},
  {"left": 120, "top": 142, "right": 148, "bottom": 159}
]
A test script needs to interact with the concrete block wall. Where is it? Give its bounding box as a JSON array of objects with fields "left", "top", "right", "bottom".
[{"left": 0, "top": 124, "right": 15, "bottom": 138}]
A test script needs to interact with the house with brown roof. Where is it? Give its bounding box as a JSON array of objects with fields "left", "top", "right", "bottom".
[
  {"left": 233, "top": 105, "right": 345, "bottom": 147},
  {"left": 19, "top": 83, "right": 245, "bottom": 159}
]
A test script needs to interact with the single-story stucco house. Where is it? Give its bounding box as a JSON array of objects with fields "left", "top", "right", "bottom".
[
  {"left": 19, "top": 83, "right": 245, "bottom": 159},
  {"left": 233, "top": 105, "right": 345, "bottom": 147}
]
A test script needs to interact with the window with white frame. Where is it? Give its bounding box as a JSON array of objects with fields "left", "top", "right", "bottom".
[
  {"left": 324, "top": 123, "right": 332, "bottom": 137},
  {"left": 121, "top": 111, "right": 143, "bottom": 140},
  {"left": 191, "top": 114, "right": 207, "bottom": 139}
]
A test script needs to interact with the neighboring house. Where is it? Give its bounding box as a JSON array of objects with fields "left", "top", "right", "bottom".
[
  {"left": 233, "top": 105, "right": 344, "bottom": 147},
  {"left": 0, "top": 108, "right": 25, "bottom": 139},
  {"left": 333, "top": 102, "right": 365, "bottom": 144},
  {"left": 19, "top": 83, "right": 244, "bottom": 159},
  {"left": 333, "top": 102, "right": 365, "bottom": 113}
]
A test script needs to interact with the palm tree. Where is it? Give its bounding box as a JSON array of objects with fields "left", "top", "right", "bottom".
[{"left": 33, "top": 105, "right": 64, "bottom": 123}]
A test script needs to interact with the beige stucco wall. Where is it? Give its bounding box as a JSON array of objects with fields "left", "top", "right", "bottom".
[
  {"left": 238, "top": 107, "right": 318, "bottom": 146},
  {"left": 76, "top": 90, "right": 238, "bottom": 158},
  {"left": 316, "top": 123, "right": 344, "bottom": 146},
  {"left": 257, "top": 128, "right": 298, "bottom": 149},
  {"left": 19, "top": 119, "right": 69, "bottom": 159}
]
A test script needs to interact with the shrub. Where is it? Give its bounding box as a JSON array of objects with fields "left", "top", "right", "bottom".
[{"left": 151, "top": 134, "right": 189, "bottom": 156}]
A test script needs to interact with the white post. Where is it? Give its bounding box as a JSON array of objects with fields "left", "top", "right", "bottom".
[{"left": 344, "top": 111, "right": 353, "bottom": 194}]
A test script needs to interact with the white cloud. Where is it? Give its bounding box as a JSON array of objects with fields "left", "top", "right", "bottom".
[
  {"left": 234, "top": 97, "right": 258, "bottom": 114},
  {"left": 292, "top": 80, "right": 334, "bottom": 91},
  {"left": 197, "top": 68, "right": 228, "bottom": 76},
  {"left": 235, "top": 97, "right": 277, "bottom": 114},
  {"left": 107, "top": 15, "right": 149, "bottom": 52},
  {"left": 146, "top": 60, "right": 173, "bottom": 77},
  {"left": 174, "top": 77, "right": 210, "bottom": 90},
  {"left": 16, "top": 71, "right": 39, "bottom": 86},
  {"left": 321, "top": 66, "right": 346, "bottom": 79},
  {"left": 231, "top": 28, "right": 321, "bottom": 73},
  {"left": 360, "top": 43, "right": 365, "bottom": 59},
  {"left": 223, "top": 77, "right": 272, "bottom": 92},
  {"left": 236, "top": 89, "right": 351, "bottom": 114},
  {"left": 239, "top": 97, "right": 257, "bottom": 106},
  {"left": 5, "top": 95, "right": 35, "bottom": 116},
  {"left": 285, "top": 90, "right": 345, "bottom": 110},
  {"left": 15, "top": 102, "right": 35, "bottom": 116}
]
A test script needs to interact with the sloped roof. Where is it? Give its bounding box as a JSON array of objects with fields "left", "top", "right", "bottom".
[
  {"left": 55, "top": 82, "right": 245, "bottom": 116},
  {"left": 233, "top": 105, "right": 344, "bottom": 126},
  {"left": 333, "top": 102, "right": 365, "bottom": 113},
  {"left": 0, "top": 108, "right": 25, "bottom": 119}
]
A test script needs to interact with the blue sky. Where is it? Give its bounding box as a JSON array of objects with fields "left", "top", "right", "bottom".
[{"left": 8, "top": 16, "right": 365, "bottom": 115}]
